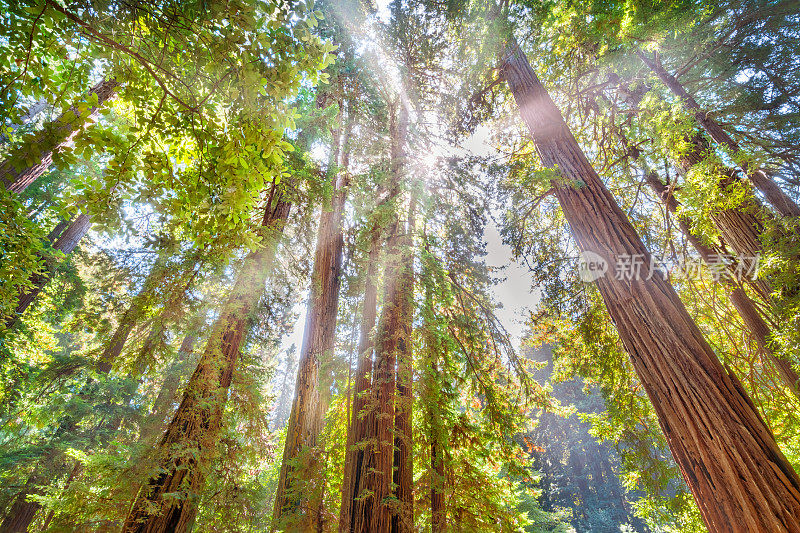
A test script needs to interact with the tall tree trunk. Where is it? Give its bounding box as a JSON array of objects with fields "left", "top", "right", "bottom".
[
  {"left": 0, "top": 475, "right": 44, "bottom": 533},
  {"left": 0, "top": 99, "right": 47, "bottom": 144},
  {"left": 7, "top": 213, "right": 91, "bottom": 327},
  {"left": 502, "top": 38, "right": 800, "bottom": 532},
  {"left": 422, "top": 280, "right": 445, "bottom": 533},
  {"left": 675, "top": 132, "right": 775, "bottom": 303},
  {"left": 121, "top": 191, "right": 290, "bottom": 533},
  {"left": 273, "top": 346, "right": 299, "bottom": 430},
  {"left": 645, "top": 171, "right": 800, "bottom": 398},
  {"left": 338, "top": 224, "right": 382, "bottom": 533},
  {"left": 97, "top": 249, "right": 172, "bottom": 373},
  {"left": 391, "top": 198, "right": 415, "bottom": 533},
  {"left": 148, "top": 323, "right": 202, "bottom": 432},
  {"left": 272, "top": 116, "right": 351, "bottom": 532},
  {"left": 0, "top": 79, "right": 119, "bottom": 194},
  {"left": 350, "top": 102, "right": 409, "bottom": 533},
  {"left": 429, "top": 396, "right": 445, "bottom": 533},
  {"left": 637, "top": 50, "right": 800, "bottom": 218}
]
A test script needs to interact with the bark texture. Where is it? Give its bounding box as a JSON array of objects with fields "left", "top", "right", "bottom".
[
  {"left": 638, "top": 50, "right": 800, "bottom": 218},
  {"left": 0, "top": 476, "right": 43, "bottom": 533},
  {"left": 121, "top": 192, "right": 290, "bottom": 533},
  {"left": 645, "top": 172, "right": 800, "bottom": 398},
  {"left": 675, "top": 132, "right": 775, "bottom": 303},
  {"left": 503, "top": 39, "right": 800, "bottom": 532},
  {"left": 391, "top": 198, "right": 415, "bottom": 533},
  {"left": 7, "top": 213, "right": 91, "bottom": 327},
  {"left": 338, "top": 225, "right": 382, "bottom": 533},
  {"left": 273, "top": 179, "right": 349, "bottom": 531},
  {"left": 423, "top": 285, "right": 445, "bottom": 533},
  {"left": 0, "top": 79, "right": 119, "bottom": 194},
  {"left": 349, "top": 103, "right": 411, "bottom": 533},
  {"left": 272, "top": 112, "right": 351, "bottom": 531}
]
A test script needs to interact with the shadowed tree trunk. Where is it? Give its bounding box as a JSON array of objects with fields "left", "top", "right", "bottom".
[
  {"left": 0, "top": 475, "right": 46, "bottom": 533},
  {"left": 502, "top": 37, "right": 800, "bottom": 532},
  {"left": 350, "top": 101, "right": 410, "bottom": 533},
  {"left": 338, "top": 223, "right": 382, "bottom": 533},
  {"left": 148, "top": 320, "right": 203, "bottom": 432},
  {"left": 0, "top": 79, "right": 119, "bottom": 194},
  {"left": 121, "top": 189, "right": 290, "bottom": 533},
  {"left": 674, "top": 132, "right": 775, "bottom": 304},
  {"left": 644, "top": 171, "right": 800, "bottom": 398},
  {"left": 637, "top": 50, "right": 800, "bottom": 218},
  {"left": 272, "top": 111, "right": 352, "bottom": 531},
  {"left": 429, "top": 368, "right": 445, "bottom": 533},
  {"left": 0, "top": 99, "right": 47, "bottom": 144},
  {"left": 391, "top": 196, "right": 415, "bottom": 533},
  {"left": 97, "top": 249, "right": 172, "bottom": 373},
  {"left": 7, "top": 213, "right": 91, "bottom": 327},
  {"left": 420, "top": 271, "right": 445, "bottom": 533}
]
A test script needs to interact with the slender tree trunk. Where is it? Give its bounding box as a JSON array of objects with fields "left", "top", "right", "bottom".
[
  {"left": 272, "top": 116, "right": 351, "bottom": 532},
  {"left": 121, "top": 191, "right": 290, "bottom": 533},
  {"left": 0, "top": 79, "right": 119, "bottom": 194},
  {"left": 7, "top": 213, "right": 91, "bottom": 327},
  {"left": 338, "top": 225, "right": 382, "bottom": 533},
  {"left": 0, "top": 476, "right": 43, "bottom": 533},
  {"left": 391, "top": 198, "right": 415, "bottom": 533},
  {"left": 637, "top": 50, "right": 800, "bottom": 218},
  {"left": 645, "top": 171, "right": 800, "bottom": 398},
  {"left": 45, "top": 219, "right": 70, "bottom": 243},
  {"left": 350, "top": 102, "right": 410, "bottom": 533},
  {"left": 97, "top": 250, "right": 171, "bottom": 373},
  {"left": 502, "top": 38, "right": 800, "bottom": 532},
  {"left": 422, "top": 281, "right": 445, "bottom": 533},
  {"left": 148, "top": 324, "right": 201, "bottom": 431},
  {"left": 0, "top": 99, "right": 47, "bottom": 144},
  {"left": 675, "top": 132, "right": 775, "bottom": 303},
  {"left": 429, "top": 408, "right": 445, "bottom": 533},
  {"left": 273, "top": 346, "right": 299, "bottom": 430}
]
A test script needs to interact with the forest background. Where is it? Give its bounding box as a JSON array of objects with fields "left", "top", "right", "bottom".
[{"left": 1, "top": 0, "right": 799, "bottom": 532}]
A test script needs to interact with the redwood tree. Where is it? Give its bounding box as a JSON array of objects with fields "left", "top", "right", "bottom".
[
  {"left": 0, "top": 79, "right": 119, "bottom": 194},
  {"left": 501, "top": 36, "right": 800, "bottom": 532},
  {"left": 7, "top": 213, "right": 91, "bottom": 327},
  {"left": 121, "top": 188, "right": 290, "bottom": 533},
  {"left": 637, "top": 50, "right": 800, "bottom": 219},
  {"left": 272, "top": 117, "right": 352, "bottom": 529}
]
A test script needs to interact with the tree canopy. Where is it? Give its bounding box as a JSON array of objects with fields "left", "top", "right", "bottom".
[{"left": 1, "top": 0, "right": 799, "bottom": 532}]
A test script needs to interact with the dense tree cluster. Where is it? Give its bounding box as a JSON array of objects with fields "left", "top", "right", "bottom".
[{"left": 1, "top": 0, "right": 799, "bottom": 532}]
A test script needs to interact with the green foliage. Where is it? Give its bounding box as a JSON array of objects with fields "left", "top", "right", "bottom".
[{"left": 1, "top": 0, "right": 799, "bottom": 531}]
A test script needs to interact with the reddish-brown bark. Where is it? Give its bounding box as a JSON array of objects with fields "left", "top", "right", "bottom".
[
  {"left": 391, "top": 197, "right": 415, "bottom": 533},
  {"left": 338, "top": 225, "right": 382, "bottom": 533},
  {"left": 121, "top": 192, "right": 290, "bottom": 533},
  {"left": 645, "top": 172, "right": 800, "bottom": 398},
  {"left": 349, "top": 102, "right": 411, "bottom": 533},
  {"left": 675, "top": 132, "right": 775, "bottom": 304},
  {"left": 0, "top": 476, "right": 44, "bottom": 533},
  {"left": 637, "top": 50, "right": 800, "bottom": 219},
  {"left": 7, "top": 213, "right": 91, "bottom": 327},
  {"left": 273, "top": 112, "right": 352, "bottom": 531},
  {"left": 502, "top": 38, "right": 800, "bottom": 532},
  {"left": 0, "top": 79, "right": 119, "bottom": 194}
]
